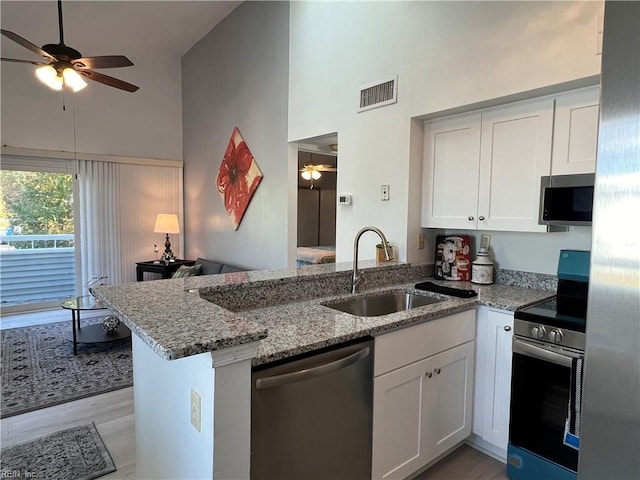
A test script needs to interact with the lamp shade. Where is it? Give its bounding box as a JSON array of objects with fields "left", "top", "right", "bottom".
[{"left": 154, "top": 214, "right": 180, "bottom": 234}]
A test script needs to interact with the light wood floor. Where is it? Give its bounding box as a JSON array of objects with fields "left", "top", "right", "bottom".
[
  {"left": 1, "top": 387, "right": 136, "bottom": 479},
  {"left": 1, "top": 309, "right": 506, "bottom": 480},
  {"left": 416, "top": 445, "right": 508, "bottom": 480},
  {"left": 1, "top": 386, "right": 506, "bottom": 480}
]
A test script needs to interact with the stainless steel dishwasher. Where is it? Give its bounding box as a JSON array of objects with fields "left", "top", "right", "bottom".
[{"left": 251, "top": 338, "right": 373, "bottom": 480}]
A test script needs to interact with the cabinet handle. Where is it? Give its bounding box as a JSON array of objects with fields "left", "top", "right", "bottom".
[
  {"left": 479, "top": 216, "right": 485, "bottom": 221},
  {"left": 425, "top": 371, "right": 433, "bottom": 378},
  {"left": 504, "top": 326, "right": 512, "bottom": 331},
  {"left": 468, "top": 216, "right": 474, "bottom": 221},
  {"left": 434, "top": 368, "right": 441, "bottom": 375}
]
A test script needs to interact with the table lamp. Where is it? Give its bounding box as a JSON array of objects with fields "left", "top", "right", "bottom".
[{"left": 154, "top": 214, "right": 180, "bottom": 261}]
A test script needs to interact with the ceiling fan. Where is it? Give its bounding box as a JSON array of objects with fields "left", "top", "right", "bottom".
[
  {"left": 1, "top": 0, "right": 139, "bottom": 93},
  {"left": 299, "top": 164, "right": 337, "bottom": 181}
]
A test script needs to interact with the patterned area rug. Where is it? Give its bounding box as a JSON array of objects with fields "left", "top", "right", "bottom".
[
  {"left": 1, "top": 320, "right": 132, "bottom": 418},
  {"left": 1, "top": 422, "right": 116, "bottom": 480}
]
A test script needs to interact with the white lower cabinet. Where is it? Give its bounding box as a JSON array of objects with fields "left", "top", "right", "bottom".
[
  {"left": 470, "top": 307, "right": 514, "bottom": 460},
  {"left": 372, "top": 311, "right": 476, "bottom": 479}
]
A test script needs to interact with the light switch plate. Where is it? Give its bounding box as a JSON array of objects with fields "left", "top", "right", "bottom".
[
  {"left": 480, "top": 234, "right": 491, "bottom": 250},
  {"left": 381, "top": 184, "right": 390, "bottom": 201}
]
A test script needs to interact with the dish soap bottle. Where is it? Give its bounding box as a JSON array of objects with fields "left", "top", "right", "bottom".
[{"left": 471, "top": 234, "right": 494, "bottom": 285}]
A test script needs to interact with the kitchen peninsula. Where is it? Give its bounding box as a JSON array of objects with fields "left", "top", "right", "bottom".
[{"left": 94, "top": 261, "right": 553, "bottom": 480}]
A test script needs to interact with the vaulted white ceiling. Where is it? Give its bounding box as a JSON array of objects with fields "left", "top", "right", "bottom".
[
  {"left": 1, "top": 1, "right": 241, "bottom": 88},
  {"left": 0, "top": 1, "right": 242, "bottom": 160}
]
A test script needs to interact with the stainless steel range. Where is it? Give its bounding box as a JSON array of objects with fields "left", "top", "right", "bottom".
[{"left": 507, "top": 250, "right": 589, "bottom": 480}]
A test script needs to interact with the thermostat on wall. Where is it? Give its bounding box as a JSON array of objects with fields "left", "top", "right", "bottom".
[{"left": 339, "top": 194, "right": 352, "bottom": 206}]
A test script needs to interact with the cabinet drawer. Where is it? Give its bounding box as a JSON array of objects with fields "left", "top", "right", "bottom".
[{"left": 374, "top": 309, "right": 476, "bottom": 377}]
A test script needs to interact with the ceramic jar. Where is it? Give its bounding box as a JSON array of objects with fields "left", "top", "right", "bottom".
[{"left": 471, "top": 248, "right": 494, "bottom": 284}]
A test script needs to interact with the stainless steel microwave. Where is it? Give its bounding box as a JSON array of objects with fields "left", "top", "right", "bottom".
[{"left": 539, "top": 173, "right": 595, "bottom": 226}]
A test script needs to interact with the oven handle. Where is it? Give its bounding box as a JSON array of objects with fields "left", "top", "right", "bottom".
[{"left": 513, "top": 338, "right": 580, "bottom": 368}]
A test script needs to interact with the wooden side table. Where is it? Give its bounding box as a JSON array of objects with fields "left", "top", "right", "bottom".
[{"left": 136, "top": 259, "right": 196, "bottom": 281}]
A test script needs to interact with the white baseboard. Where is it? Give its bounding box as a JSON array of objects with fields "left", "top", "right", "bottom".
[{"left": 465, "top": 433, "right": 507, "bottom": 463}]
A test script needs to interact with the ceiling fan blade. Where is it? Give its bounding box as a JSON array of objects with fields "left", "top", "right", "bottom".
[
  {"left": 1, "top": 57, "right": 48, "bottom": 66},
  {"left": 80, "top": 69, "right": 139, "bottom": 92},
  {"left": 72, "top": 55, "right": 134, "bottom": 70},
  {"left": 1, "top": 29, "right": 56, "bottom": 61}
]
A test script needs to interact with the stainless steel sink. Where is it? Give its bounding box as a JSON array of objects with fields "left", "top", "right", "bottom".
[{"left": 324, "top": 292, "right": 441, "bottom": 317}]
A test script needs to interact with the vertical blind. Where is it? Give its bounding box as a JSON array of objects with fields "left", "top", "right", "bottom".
[{"left": 75, "top": 160, "right": 121, "bottom": 291}]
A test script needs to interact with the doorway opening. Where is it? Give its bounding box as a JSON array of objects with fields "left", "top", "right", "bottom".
[{"left": 296, "top": 134, "right": 338, "bottom": 267}]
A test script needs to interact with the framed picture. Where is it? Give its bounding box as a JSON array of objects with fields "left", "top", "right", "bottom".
[
  {"left": 434, "top": 235, "right": 472, "bottom": 281},
  {"left": 216, "top": 127, "right": 263, "bottom": 230}
]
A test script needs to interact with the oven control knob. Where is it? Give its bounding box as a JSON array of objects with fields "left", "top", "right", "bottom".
[
  {"left": 549, "top": 329, "right": 564, "bottom": 343},
  {"left": 531, "top": 325, "right": 546, "bottom": 339}
]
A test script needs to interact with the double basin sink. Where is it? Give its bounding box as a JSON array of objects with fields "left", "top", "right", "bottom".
[{"left": 324, "top": 291, "right": 442, "bottom": 317}]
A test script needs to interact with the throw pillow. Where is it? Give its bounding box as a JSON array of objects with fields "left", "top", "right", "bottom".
[{"left": 172, "top": 264, "right": 202, "bottom": 278}]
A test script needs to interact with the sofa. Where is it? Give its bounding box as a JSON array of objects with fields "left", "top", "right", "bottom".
[{"left": 195, "top": 257, "right": 247, "bottom": 275}]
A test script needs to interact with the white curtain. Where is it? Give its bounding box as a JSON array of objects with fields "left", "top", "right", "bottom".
[{"left": 75, "top": 160, "right": 121, "bottom": 294}]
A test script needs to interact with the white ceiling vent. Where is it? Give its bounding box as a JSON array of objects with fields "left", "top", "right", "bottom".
[{"left": 358, "top": 75, "right": 398, "bottom": 113}]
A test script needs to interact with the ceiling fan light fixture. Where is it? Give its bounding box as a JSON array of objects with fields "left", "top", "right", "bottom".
[
  {"left": 300, "top": 165, "right": 323, "bottom": 181},
  {"left": 62, "top": 67, "right": 87, "bottom": 92},
  {"left": 35, "top": 65, "right": 62, "bottom": 91}
]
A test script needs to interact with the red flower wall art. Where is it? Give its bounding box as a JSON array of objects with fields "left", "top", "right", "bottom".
[{"left": 216, "top": 127, "right": 263, "bottom": 230}]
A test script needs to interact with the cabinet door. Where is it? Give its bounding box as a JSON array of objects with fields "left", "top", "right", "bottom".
[
  {"left": 422, "top": 114, "right": 481, "bottom": 229},
  {"left": 372, "top": 357, "right": 430, "bottom": 480},
  {"left": 478, "top": 98, "right": 554, "bottom": 232},
  {"left": 552, "top": 86, "right": 600, "bottom": 175},
  {"left": 475, "top": 307, "right": 514, "bottom": 458},
  {"left": 423, "top": 341, "right": 475, "bottom": 462}
]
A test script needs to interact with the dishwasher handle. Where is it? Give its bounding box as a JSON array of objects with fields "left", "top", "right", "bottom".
[{"left": 255, "top": 346, "right": 371, "bottom": 390}]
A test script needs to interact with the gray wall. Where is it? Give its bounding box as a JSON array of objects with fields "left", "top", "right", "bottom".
[{"left": 181, "top": 1, "right": 290, "bottom": 269}]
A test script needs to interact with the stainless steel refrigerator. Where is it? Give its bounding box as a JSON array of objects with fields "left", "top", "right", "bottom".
[{"left": 579, "top": 2, "right": 640, "bottom": 479}]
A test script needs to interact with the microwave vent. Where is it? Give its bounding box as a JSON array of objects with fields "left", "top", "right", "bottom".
[{"left": 358, "top": 75, "right": 398, "bottom": 113}]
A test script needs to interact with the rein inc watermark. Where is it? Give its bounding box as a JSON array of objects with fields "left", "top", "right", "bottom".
[{"left": 1, "top": 470, "right": 36, "bottom": 478}]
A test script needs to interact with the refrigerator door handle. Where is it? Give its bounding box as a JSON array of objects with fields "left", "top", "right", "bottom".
[{"left": 255, "top": 346, "right": 370, "bottom": 390}]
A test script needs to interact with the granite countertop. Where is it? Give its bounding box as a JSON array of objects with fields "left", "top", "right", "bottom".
[
  {"left": 93, "top": 261, "right": 553, "bottom": 364},
  {"left": 240, "top": 280, "right": 553, "bottom": 366},
  {"left": 92, "top": 261, "right": 395, "bottom": 360}
]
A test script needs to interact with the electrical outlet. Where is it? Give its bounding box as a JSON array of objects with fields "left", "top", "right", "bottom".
[
  {"left": 381, "top": 184, "right": 390, "bottom": 201},
  {"left": 417, "top": 232, "right": 425, "bottom": 250},
  {"left": 190, "top": 388, "right": 201, "bottom": 432}
]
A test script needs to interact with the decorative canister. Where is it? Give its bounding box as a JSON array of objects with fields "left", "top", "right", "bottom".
[
  {"left": 471, "top": 247, "right": 494, "bottom": 284},
  {"left": 376, "top": 244, "right": 394, "bottom": 262}
]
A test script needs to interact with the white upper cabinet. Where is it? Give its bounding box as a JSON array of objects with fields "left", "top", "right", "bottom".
[
  {"left": 422, "top": 86, "right": 600, "bottom": 232},
  {"left": 551, "top": 86, "right": 600, "bottom": 175},
  {"left": 422, "top": 114, "right": 482, "bottom": 229},
  {"left": 422, "top": 98, "right": 553, "bottom": 232},
  {"left": 478, "top": 98, "right": 554, "bottom": 232}
]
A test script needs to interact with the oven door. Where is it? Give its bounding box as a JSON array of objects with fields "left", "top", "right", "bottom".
[{"left": 508, "top": 337, "right": 583, "bottom": 477}]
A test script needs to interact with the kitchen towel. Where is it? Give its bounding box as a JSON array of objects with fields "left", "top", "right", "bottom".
[{"left": 564, "top": 356, "right": 584, "bottom": 450}]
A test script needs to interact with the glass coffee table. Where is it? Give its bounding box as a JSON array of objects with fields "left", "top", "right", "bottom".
[{"left": 61, "top": 295, "right": 131, "bottom": 355}]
